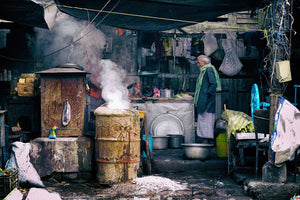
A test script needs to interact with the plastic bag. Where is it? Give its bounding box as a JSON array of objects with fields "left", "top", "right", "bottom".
[
  {"left": 62, "top": 99, "right": 71, "bottom": 126},
  {"left": 201, "top": 33, "right": 219, "bottom": 56}
]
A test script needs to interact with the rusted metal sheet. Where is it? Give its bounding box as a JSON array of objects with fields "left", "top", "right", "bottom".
[
  {"left": 94, "top": 107, "right": 140, "bottom": 184},
  {"left": 40, "top": 74, "right": 87, "bottom": 137}
]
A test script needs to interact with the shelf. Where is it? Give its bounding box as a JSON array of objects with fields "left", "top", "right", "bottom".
[{"left": 157, "top": 73, "right": 198, "bottom": 78}]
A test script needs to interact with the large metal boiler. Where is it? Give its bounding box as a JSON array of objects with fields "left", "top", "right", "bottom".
[{"left": 37, "top": 64, "right": 88, "bottom": 137}]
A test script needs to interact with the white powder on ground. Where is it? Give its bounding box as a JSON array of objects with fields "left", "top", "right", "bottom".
[{"left": 132, "top": 176, "right": 188, "bottom": 192}]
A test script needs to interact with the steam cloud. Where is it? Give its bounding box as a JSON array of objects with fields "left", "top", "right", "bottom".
[
  {"left": 96, "top": 59, "right": 130, "bottom": 110},
  {"left": 33, "top": 12, "right": 106, "bottom": 68},
  {"left": 33, "top": 11, "right": 130, "bottom": 110}
]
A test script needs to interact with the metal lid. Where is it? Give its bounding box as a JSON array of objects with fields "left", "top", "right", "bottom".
[{"left": 36, "top": 63, "right": 88, "bottom": 74}]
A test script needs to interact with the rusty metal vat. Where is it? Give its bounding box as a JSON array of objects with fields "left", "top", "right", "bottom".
[
  {"left": 94, "top": 106, "right": 140, "bottom": 184},
  {"left": 36, "top": 65, "right": 88, "bottom": 137}
]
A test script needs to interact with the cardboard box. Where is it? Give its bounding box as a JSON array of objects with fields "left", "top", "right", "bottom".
[
  {"left": 276, "top": 60, "right": 292, "bottom": 83},
  {"left": 17, "top": 82, "right": 36, "bottom": 97}
]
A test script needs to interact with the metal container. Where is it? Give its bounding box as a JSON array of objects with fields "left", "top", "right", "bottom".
[
  {"left": 94, "top": 106, "right": 140, "bottom": 184},
  {"left": 160, "top": 89, "right": 174, "bottom": 98},
  {"left": 182, "top": 143, "right": 213, "bottom": 160},
  {"left": 168, "top": 134, "right": 184, "bottom": 149},
  {"left": 152, "top": 136, "right": 169, "bottom": 150}
]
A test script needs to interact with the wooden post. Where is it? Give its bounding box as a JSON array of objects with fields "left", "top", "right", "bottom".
[
  {"left": 224, "top": 104, "right": 231, "bottom": 175},
  {"left": 269, "top": 94, "right": 280, "bottom": 160},
  {"left": 0, "top": 110, "right": 7, "bottom": 169},
  {"left": 144, "top": 114, "right": 152, "bottom": 175}
]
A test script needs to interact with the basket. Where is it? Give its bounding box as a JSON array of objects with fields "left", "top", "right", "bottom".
[{"left": 0, "top": 168, "right": 19, "bottom": 198}]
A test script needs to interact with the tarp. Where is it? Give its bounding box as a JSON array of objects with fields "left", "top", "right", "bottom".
[
  {"left": 0, "top": 0, "right": 267, "bottom": 31},
  {"left": 0, "top": 0, "right": 49, "bottom": 29},
  {"left": 54, "top": 0, "right": 267, "bottom": 31}
]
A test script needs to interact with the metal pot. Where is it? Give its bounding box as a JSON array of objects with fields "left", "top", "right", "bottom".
[
  {"left": 182, "top": 143, "right": 213, "bottom": 160},
  {"left": 152, "top": 136, "right": 169, "bottom": 150},
  {"left": 160, "top": 89, "right": 174, "bottom": 98},
  {"left": 168, "top": 134, "right": 184, "bottom": 149}
]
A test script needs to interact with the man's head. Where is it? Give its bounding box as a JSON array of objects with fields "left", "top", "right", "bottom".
[{"left": 197, "top": 55, "right": 210, "bottom": 68}]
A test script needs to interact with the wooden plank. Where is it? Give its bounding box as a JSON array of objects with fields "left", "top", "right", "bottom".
[
  {"left": 41, "top": 77, "right": 62, "bottom": 137},
  {"left": 269, "top": 94, "right": 280, "bottom": 160},
  {"left": 0, "top": 110, "right": 6, "bottom": 147}
]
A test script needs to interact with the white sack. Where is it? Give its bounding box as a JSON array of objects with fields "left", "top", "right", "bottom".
[
  {"left": 5, "top": 142, "right": 45, "bottom": 188},
  {"left": 201, "top": 33, "right": 219, "bottom": 56},
  {"left": 219, "top": 32, "right": 243, "bottom": 76}
]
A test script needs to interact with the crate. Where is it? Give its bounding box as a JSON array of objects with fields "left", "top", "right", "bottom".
[
  {"left": 0, "top": 168, "right": 19, "bottom": 198},
  {"left": 17, "top": 82, "right": 37, "bottom": 97}
]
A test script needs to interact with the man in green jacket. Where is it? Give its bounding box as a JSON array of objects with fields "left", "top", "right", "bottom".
[{"left": 194, "top": 55, "right": 221, "bottom": 144}]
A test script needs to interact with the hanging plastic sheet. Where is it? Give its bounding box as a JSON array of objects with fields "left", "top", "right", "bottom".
[
  {"left": 271, "top": 96, "right": 300, "bottom": 166},
  {"left": 201, "top": 33, "right": 219, "bottom": 56},
  {"left": 219, "top": 32, "right": 243, "bottom": 76}
]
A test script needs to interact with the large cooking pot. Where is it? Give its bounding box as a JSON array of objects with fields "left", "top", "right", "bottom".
[
  {"left": 182, "top": 143, "right": 213, "bottom": 160},
  {"left": 168, "top": 134, "right": 184, "bottom": 149},
  {"left": 152, "top": 136, "right": 169, "bottom": 150},
  {"left": 160, "top": 89, "right": 174, "bottom": 98}
]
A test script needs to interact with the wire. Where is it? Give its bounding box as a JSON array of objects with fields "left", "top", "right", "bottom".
[
  {"left": 80, "top": 0, "right": 112, "bottom": 36},
  {"left": 262, "top": 0, "right": 292, "bottom": 93}
]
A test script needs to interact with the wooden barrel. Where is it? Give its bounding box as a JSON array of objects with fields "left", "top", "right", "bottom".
[{"left": 94, "top": 106, "right": 140, "bottom": 184}]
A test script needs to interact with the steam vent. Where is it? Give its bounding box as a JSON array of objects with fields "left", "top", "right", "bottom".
[{"left": 94, "top": 106, "right": 140, "bottom": 184}]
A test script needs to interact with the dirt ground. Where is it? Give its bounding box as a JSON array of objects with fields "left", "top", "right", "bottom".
[{"left": 38, "top": 170, "right": 253, "bottom": 200}]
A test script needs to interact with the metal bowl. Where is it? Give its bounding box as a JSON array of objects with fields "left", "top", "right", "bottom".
[
  {"left": 182, "top": 143, "right": 213, "bottom": 160},
  {"left": 152, "top": 136, "right": 169, "bottom": 150}
]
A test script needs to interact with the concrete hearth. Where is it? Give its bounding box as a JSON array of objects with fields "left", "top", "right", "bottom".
[{"left": 29, "top": 137, "right": 93, "bottom": 178}]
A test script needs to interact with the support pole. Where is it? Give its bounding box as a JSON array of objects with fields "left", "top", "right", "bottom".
[{"left": 269, "top": 94, "right": 280, "bottom": 160}]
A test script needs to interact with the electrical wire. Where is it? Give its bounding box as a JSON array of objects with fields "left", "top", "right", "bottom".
[
  {"left": 261, "top": 0, "right": 292, "bottom": 94},
  {"left": 80, "top": 0, "right": 112, "bottom": 36}
]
